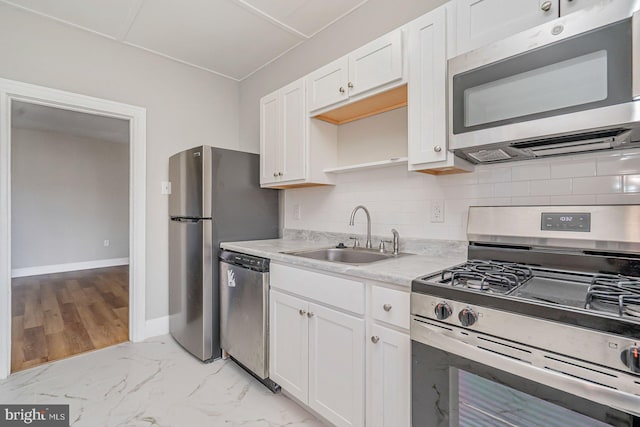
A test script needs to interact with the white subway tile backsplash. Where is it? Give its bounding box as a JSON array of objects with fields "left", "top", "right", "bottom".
[
  {"left": 597, "top": 153, "right": 640, "bottom": 176},
  {"left": 596, "top": 193, "right": 640, "bottom": 204},
  {"left": 477, "top": 167, "right": 511, "bottom": 184},
  {"left": 285, "top": 152, "right": 634, "bottom": 240},
  {"left": 511, "top": 164, "right": 550, "bottom": 181},
  {"left": 550, "top": 160, "right": 596, "bottom": 179},
  {"left": 623, "top": 175, "right": 640, "bottom": 193},
  {"left": 572, "top": 176, "right": 621, "bottom": 194},
  {"left": 494, "top": 181, "right": 529, "bottom": 197},
  {"left": 530, "top": 179, "right": 572, "bottom": 196},
  {"left": 548, "top": 194, "right": 597, "bottom": 205}
]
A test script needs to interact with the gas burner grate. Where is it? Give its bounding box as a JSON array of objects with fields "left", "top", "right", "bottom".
[
  {"left": 440, "top": 260, "right": 533, "bottom": 293},
  {"left": 585, "top": 275, "right": 640, "bottom": 317}
]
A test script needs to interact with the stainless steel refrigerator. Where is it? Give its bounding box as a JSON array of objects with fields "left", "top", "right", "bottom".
[{"left": 168, "top": 146, "right": 279, "bottom": 362}]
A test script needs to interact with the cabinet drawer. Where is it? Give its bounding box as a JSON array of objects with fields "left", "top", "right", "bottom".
[
  {"left": 371, "top": 286, "right": 410, "bottom": 329},
  {"left": 271, "top": 263, "right": 365, "bottom": 315}
]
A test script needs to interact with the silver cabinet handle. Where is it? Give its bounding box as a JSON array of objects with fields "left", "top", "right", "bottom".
[
  {"left": 273, "top": 172, "right": 278, "bottom": 177},
  {"left": 434, "top": 145, "right": 442, "bottom": 153},
  {"left": 339, "top": 87, "right": 345, "bottom": 93},
  {"left": 541, "top": 1, "right": 552, "bottom": 11},
  {"left": 278, "top": 172, "right": 283, "bottom": 176},
  {"left": 307, "top": 312, "right": 314, "bottom": 318},
  {"left": 348, "top": 82, "right": 354, "bottom": 89},
  {"left": 371, "top": 336, "right": 380, "bottom": 344},
  {"left": 299, "top": 309, "right": 306, "bottom": 316},
  {"left": 383, "top": 304, "right": 392, "bottom": 312}
]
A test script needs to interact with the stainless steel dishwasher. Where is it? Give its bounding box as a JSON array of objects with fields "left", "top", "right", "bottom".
[{"left": 219, "top": 250, "right": 280, "bottom": 392}]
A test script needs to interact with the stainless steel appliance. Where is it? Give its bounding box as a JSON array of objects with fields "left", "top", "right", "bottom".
[
  {"left": 411, "top": 205, "right": 640, "bottom": 426},
  {"left": 219, "top": 250, "right": 279, "bottom": 392},
  {"left": 448, "top": 1, "right": 640, "bottom": 164},
  {"left": 168, "top": 146, "right": 279, "bottom": 362}
]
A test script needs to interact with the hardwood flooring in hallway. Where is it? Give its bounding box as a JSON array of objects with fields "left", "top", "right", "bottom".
[{"left": 10, "top": 265, "right": 129, "bottom": 372}]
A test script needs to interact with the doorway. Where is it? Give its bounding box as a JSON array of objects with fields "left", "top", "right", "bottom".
[
  {"left": 10, "top": 101, "right": 131, "bottom": 371},
  {"left": 0, "top": 78, "right": 147, "bottom": 379}
]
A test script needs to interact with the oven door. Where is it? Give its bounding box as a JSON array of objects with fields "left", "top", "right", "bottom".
[
  {"left": 411, "top": 318, "right": 640, "bottom": 427},
  {"left": 448, "top": 3, "right": 640, "bottom": 154}
]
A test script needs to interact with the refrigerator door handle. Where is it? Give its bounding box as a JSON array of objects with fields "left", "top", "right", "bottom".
[{"left": 170, "top": 217, "right": 207, "bottom": 223}]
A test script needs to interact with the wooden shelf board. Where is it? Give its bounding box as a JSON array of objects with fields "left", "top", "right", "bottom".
[
  {"left": 324, "top": 157, "right": 408, "bottom": 174},
  {"left": 266, "top": 183, "right": 335, "bottom": 190},
  {"left": 313, "top": 84, "right": 408, "bottom": 125}
]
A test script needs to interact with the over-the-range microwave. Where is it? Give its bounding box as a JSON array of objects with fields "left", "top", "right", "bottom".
[{"left": 448, "top": 0, "right": 640, "bottom": 164}]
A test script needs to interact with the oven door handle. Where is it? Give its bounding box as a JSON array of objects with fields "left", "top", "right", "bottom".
[{"left": 411, "top": 318, "right": 640, "bottom": 417}]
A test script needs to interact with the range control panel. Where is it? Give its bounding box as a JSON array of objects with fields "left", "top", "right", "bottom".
[{"left": 541, "top": 212, "right": 591, "bottom": 232}]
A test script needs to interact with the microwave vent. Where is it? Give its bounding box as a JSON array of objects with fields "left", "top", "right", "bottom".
[{"left": 467, "top": 149, "right": 512, "bottom": 162}]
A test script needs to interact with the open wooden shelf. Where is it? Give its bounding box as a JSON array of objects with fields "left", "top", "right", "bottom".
[{"left": 313, "top": 84, "right": 408, "bottom": 125}]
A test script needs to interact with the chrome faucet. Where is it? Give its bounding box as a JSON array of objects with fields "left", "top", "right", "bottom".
[
  {"left": 349, "top": 205, "right": 372, "bottom": 249},
  {"left": 391, "top": 228, "right": 400, "bottom": 255}
]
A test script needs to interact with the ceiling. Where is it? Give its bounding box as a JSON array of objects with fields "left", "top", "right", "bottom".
[
  {"left": 1, "top": 0, "right": 369, "bottom": 81},
  {"left": 12, "top": 101, "right": 130, "bottom": 144}
]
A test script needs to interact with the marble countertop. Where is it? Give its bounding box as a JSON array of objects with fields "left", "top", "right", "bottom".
[{"left": 220, "top": 237, "right": 467, "bottom": 288}]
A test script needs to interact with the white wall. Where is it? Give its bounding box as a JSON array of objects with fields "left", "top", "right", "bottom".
[
  {"left": 0, "top": 4, "right": 240, "bottom": 319},
  {"left": 11, "top": 127, "right": 129, "bottom": 270},
  {"left": 285, "top": 144, "right": 640, "bottom": 242},
  {"left": 238, "top": 0, "right": 447, "bottom": 153}
]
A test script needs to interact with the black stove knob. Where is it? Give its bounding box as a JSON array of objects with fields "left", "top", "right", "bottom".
[
  {"left": 458, "top": 307, "right": 477, "bottom": 327},
  {"left": 621, "top": 346, "right": 640, "bottom": 374},
  {"left": 434, "top": 302, "right": 453, "bottom": 320}
]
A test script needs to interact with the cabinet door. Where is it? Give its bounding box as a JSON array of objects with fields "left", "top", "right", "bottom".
[
  {"left": 269, "top": 290, "right": 309, "bottom": 403},
  {"left": 407, "top": 5, "right": 448, "bottom": 166},
  {"left": 368, "top": 324, "right": 410, "bottom": 427},
  {"left": 560, "top": 0, "right": 601, "bottom": 15},
  {"left": 308, "top": 303, "right": 365, "bottom": 427},
  {"left": 280, "top": 79, "right": 306, "bottom": 182},
  {"left": 456, "top": 0, "right": 559, "bottom": 54},
  {"left": 307, "top": 56, "right": 349, "bottom": 112},
  {"left": 259, "top": 92, "right": 281, "bottom": 185},
  {"left": 348, "top": 29, "right": 403, "bottom": 98}
]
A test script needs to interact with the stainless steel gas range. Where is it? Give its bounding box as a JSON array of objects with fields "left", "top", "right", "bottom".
[{"left": 411, "top": 205, "right": 640, "bottom": 427}]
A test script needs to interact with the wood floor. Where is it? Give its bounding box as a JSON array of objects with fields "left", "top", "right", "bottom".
[{"left": 11, "top": 265, "right": 129, "bottom": 373}]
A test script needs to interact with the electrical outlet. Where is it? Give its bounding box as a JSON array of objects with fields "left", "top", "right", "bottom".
[
  {"left": 430, "top": 200, "right": 445, "bottom": 223},
  {"left": 103, "top": 240, "right": 110, "bottom": 247},
  {"left": 293, "top": 204, "right": 302, "bottom": 220},
  {"left": 161, "top": 181, "right": 172, "bottom": 195}
]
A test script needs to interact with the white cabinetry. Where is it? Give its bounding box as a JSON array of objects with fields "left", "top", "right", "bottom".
[
  {"left": 270, "top": 265, "right": 365, "bottom": 427},
  {"left": 307, "top": 29, "right": 404, "bottom": 112},
  {"left": 366, "top": 285, "right": 411, "bottom": 427},
  {"left": 260, "top": 78, "right": 336, "bottom": 189},
  {"left": 407, "top": 4, "right": 473, "bottom": 174},
  {"left": 456, "top": 0, "right": 559, "bottom": 55},
  {"left": 368, "top": 324, "right": 410, "bottom": 427}
]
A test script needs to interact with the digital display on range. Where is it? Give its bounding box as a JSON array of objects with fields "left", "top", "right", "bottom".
[{"left": 541, "top": 212, "right": 591, "bottom": 232}]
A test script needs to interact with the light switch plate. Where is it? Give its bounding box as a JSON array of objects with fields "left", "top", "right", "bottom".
[{"left": 161, "top": 181, "right": 172, "bottom": 195}]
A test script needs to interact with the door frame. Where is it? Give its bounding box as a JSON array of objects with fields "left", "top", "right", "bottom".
[{"left": 0, "top": 78, "right": 147, "bottom": 379}]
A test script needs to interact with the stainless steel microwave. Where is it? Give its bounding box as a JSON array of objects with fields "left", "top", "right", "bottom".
[{"left": 448, "top": 1, "right": 640, "bottom": 164}]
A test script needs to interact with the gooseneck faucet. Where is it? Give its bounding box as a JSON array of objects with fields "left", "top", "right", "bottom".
[{"left": 349, "top": 205, "right": 372, "bottom": 249}]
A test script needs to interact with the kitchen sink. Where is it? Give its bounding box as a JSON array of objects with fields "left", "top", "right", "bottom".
[{"left": 284, "top": 247, "right": 406, "bottom": 264}]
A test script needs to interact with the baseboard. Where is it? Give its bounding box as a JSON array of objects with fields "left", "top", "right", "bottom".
[
  {"left": 144, "top": 316, "right": 169, "bottom": 339},
  {"left": 11, "top": 257, "right": 129, "bottom": 278}
]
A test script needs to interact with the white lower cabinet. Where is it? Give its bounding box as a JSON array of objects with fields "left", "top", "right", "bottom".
[
  {"left": 270, "top": 288, "right": 365, "bottom": 427},
  {"left": 270, "top": 264, "right": 410, "bottom": 427},
  {"left": 367, "top": 324, "right": 411, "bottom": 427}
]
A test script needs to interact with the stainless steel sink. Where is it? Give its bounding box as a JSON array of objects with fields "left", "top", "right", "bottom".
[{"left": 284, "top": 247, "right": 406, "bottom": 264}]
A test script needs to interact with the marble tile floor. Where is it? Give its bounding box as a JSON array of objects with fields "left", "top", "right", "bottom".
[{"left": 0, "top": 335, "right": 325, "bottom": 427}]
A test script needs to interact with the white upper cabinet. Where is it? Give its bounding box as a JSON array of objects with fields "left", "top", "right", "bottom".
[
  {"left": 456, "top": 0, "right": 559, "bottom": 55},
  {"left": 259, "top": 79, "right": 336, "bottom": 188},
  {"left": 307, "top": 28, "right": 404, "bottom": 112},
  {"left": 348, "top": 30, "right": 403, "bottom": 98},
  {"left": 407, "top": 3, "right": 473, "bottom": 173},
  {"left": 307, "top": 57, "right": 350, "bottom": 113}
]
